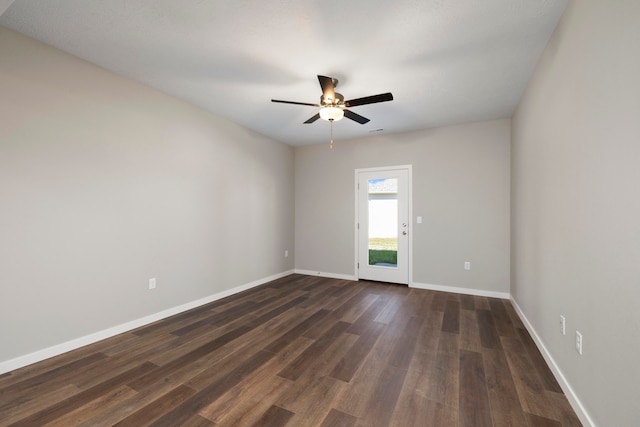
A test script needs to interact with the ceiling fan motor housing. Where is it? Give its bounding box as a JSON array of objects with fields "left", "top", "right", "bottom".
[{"left": 322, "top": 92, "right": 344, "bottom": 107}]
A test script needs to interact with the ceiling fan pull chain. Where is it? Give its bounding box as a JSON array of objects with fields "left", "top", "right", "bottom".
[{"left": 330, "top": 119, "right": 334, "bottom": 150}]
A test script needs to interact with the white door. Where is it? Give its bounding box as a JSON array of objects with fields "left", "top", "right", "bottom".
[{"left": 356, "top": 166, "right": 410, "bottom": 284}]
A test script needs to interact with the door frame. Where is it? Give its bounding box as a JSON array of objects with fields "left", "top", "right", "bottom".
[{"left": 354, "top": 165, "right": 413, "bottom": 284}]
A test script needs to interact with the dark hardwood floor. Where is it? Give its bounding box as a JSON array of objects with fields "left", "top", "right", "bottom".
[{"left": 0, "top": 274, "right": 582, "bottom": 426}]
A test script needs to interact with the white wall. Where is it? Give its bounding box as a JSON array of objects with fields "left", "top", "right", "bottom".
[
  {"left": 295, "top": 119, "right": 511, "bottom": 295},
  {"left": 0, "top": 27, "right": 294, "bottom": 366},
  {"left": 511, "top": 1, "right": 640, "bottom": 425}
]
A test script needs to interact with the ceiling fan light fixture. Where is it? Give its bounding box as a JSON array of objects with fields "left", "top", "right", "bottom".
[{"left": 319, "top": 106, "right": 344, "bottom": 122}]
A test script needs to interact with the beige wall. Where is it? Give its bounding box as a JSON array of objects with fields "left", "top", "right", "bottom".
[
  {"left": 511, "top": 1, "right": 640, "bottom": 425},
  {"left": 295, "top": 119, "right": 511, "bottom": 294},
  {"left": 0, "top": 28, "right": 294, "bottom": 364}
]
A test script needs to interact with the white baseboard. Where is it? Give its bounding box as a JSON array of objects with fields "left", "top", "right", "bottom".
[
  {"left": 0, "top": 270, "right": 295, "bottom": 375},
  {"left": 410, "top": 281, "right": 510, "bottom": 299},
  {"left": 294, "top": 269, "right": 357, "bottom": 281},
  {"left": 510, "top": 298, "right": 596, "bottom": 427}
]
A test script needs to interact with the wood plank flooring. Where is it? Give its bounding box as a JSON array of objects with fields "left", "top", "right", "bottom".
[{"left": 0, "top": 275, "right": 582, "bottom": 426}]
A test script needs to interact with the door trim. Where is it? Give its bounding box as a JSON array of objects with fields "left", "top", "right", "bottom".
[{"left": 354, "top": 165, "right": 412, "bottom": 284}]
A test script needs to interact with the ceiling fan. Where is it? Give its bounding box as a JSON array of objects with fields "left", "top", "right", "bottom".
[{"left": 271, "top": 75, "right": 393, "bottom": 125}]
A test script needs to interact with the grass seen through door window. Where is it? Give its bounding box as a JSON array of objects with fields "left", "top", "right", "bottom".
[{"left": 368, "top": 237, "right": 398, "bottom": 266}]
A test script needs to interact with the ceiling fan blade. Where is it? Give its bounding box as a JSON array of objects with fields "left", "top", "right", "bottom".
[
  {"left": 344, "top": 92, "right": 393, "bottom": 108},
  {"left": 343, "top": 109, "right": 370, "bottom": 124},
  {"left": 318, "top": 75, "right": 336, "bottom": 104},
  {"left": 304, "top": 113, "right": 321, "bottom": 124},
  {"left": 271, "top": 99, "right": 320, "bottom": 107}
]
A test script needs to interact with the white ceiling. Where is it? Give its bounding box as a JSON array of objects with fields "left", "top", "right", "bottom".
[{"left": 0, "top": 0, "right": 567, "bottom": 146}]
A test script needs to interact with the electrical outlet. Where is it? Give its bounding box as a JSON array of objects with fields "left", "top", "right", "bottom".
[
  {"left": 464, "top": 261, "right": 471, "bottom": 270},
  {"left": 575, "top": 331, "right": 583, "bottom": 355},
  {"left": 149, "top": 278, "right": 156, "bottom": 290},
  {"left": 560, "top": 315, "right": 566, "bottom": 335}
]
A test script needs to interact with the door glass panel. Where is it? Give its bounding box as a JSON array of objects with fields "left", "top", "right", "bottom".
[{"left": 368, "top": 178, "right": 398, "bottom": 267}]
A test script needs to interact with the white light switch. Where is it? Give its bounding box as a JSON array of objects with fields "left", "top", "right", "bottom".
[
  {"left": 576, "top": 331, "right": 583, "bottom": 355},
  {"left": 417, "top": 216, "right": 422, "bottom": 224}
]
